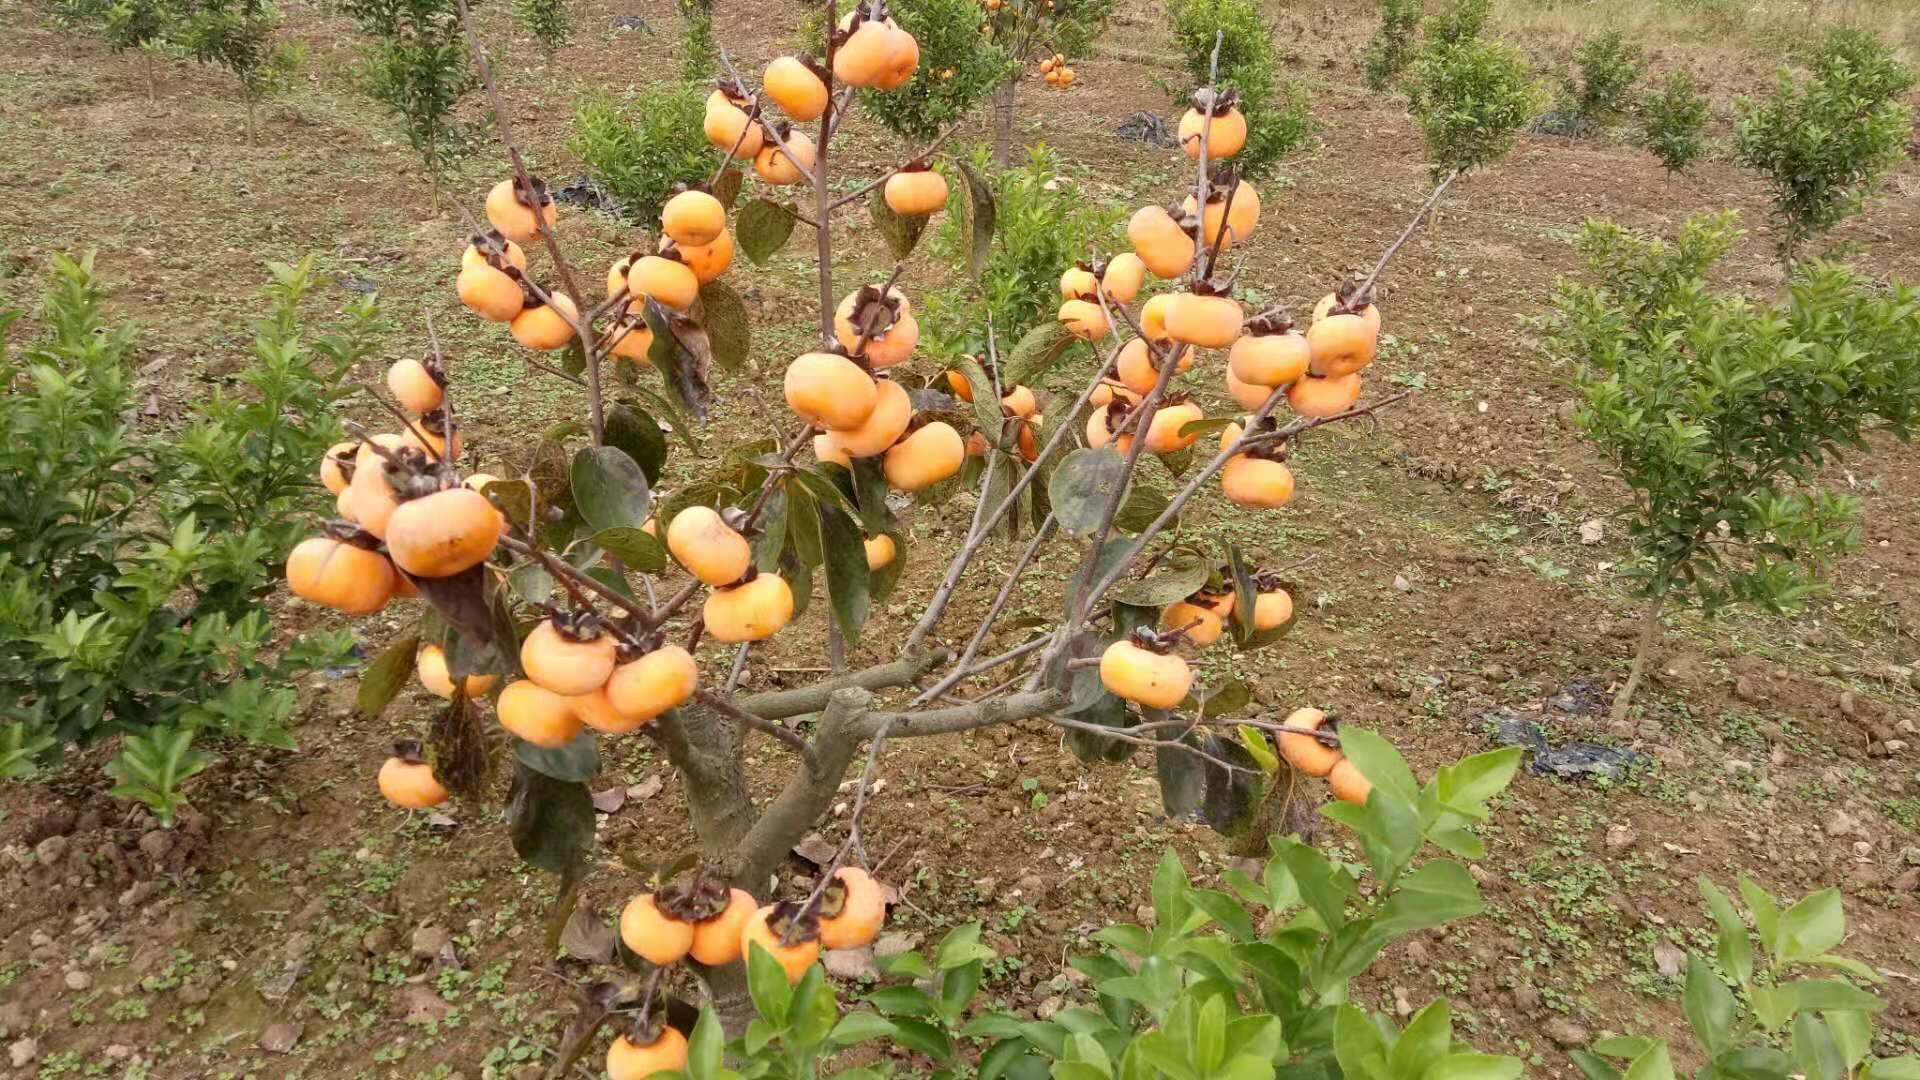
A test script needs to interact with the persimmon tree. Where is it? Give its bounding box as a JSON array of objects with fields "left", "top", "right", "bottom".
[
  {"left": 289, "top": 2, "right": 1503, "bottom": 1060},
  {"left": 971, "top": 0, "right": 1113, "bottom": 165}
]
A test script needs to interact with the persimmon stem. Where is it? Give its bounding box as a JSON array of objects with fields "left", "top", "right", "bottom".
[
  {"left": 1351, "top": 169, "right": 1459, "bottom": 304},
  {"left": 500, "top": 534, "right": 650, "bottom": 621},
  {"left": 813, "top": 0, "right": 840, "bottom": 347},
  {"left": 1188, "top": 31, "right": 1223, "bottom": 281}
]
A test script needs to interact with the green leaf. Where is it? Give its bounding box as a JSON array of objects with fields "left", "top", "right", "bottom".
[
  {"left": 1150, "top": 849, "right": 1192, "bottom": 930},
  {"left": 1002, "top": 321, "right": 1078, "bottom": 386},
  {"left": 1332, "top": 1005, "right": 1390, "bottom": 1080},
  {"left": 867, "top": 986, "right": 936, "bottom": 1017},
  {"left": 737, "top": 198, "right": 797, "bottom": 265},
  {"left": 1623, "top": 1042, "right": 1676, "bottom": 1080},
  {"left": 950, "top": 353, "right": 1007, "bottom": 448},
  {"left": 746, "top": 943, "right": 793, "bottom": 1025},
  {"left": 605, "top": 403, "right": 669, "bottom": 486},
  {"left": 1864, "top": 1057, "right": 1920, "bottom": 1080},
  {"left": 830, "top": 1011, "right": 897, "bottom": 1046},
  {"left": 1793, "top": 1013, "right": 1847, "bottom": 1080},
  {"left": 1426, "top": 1055, "right": 1525, "bottom": 1080},
  {"left": 1391, "top": 1000, "right": 1453, "bottom": 1079},
  {"left": 105, "top": 726, "right": 211, "bottom": 827},
  {"left": 1336, "top": 727, "right": 1421, "bottom": 807},
  {"left": 1699, "top": 878, "right": 1755, "bottom": 986},
  {"left": 1112, "top": 554, "right": 1210, "bottom": 607},
  {"left": 571, "top": 445, "right": 651, "bottom": 531},
  {"left": 593, "top": 526, "right": 668, "bottom": 573},
  {"left": 869, "top": 185, "right": 928, "bottom": 260},
  {"left": 688, "top": 1007, "right": 725, "bottom": 1080},
  {"left": 1777, "top": 888, "right": 1847, "bottom": 965},
  {"left": 816, "top": 502, "right": 871, "bottom": 649},
  {"left": 1684, "top": 955, "right": 1737, "bottom": 1056},
  {"left": 888, "top": 1018, "right": 953, "bottom": 1061},
  {"left": 505, "top": 761, "right": 594, "bottom": 876},
  {"left": 1238, "top": 725, "right": 1278, "bottom": 772},
  {"left": 1433, "top": 746, "right": 1523, "bottom": 814},
  {"left": 935, "top": 922, "right": 998, "bottom": 968},
  {"left": 1188, "top": 889, "right": 1257, "bottom": 943},
  {"left": 954, "top": 159, "right": 996, "bottom": 278},
  {"left": 357, "top": 634, "right": 419, "bottom": 719},
  {"left": 0, "top": 723, "right": 57, "bottom": 780},
  {"left": 512, "top": 732, "right": 600, "bottom": 782},
  {"left": 697, "top": 280, "right": 751, "bottom": 372},
  {"left": 1050, "top": 448, "right": 1130, "bottom": 538}
]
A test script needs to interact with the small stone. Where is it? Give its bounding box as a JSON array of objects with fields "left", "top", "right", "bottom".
[
  {"left": 1393, "top": 574, "right": 1412, "bottom": 593},
  {"left": 10, "top": 1036, "right": 39, "bottom": 1067},
  {"left": 1853, "top": 841, "right": 1873, "bottom": 859},
  {"left": 0, "top": 1002, "right": 27, "bottom": 1035},
  {"left": 362, "top": 927, "right": 395, "bottom": 955},
  {"left": 1755, "top": 778, "right": 1780, "bottom": 797},
  {"left": 1392, "top": 985, "right": 1414, "bottom": 1020},
  {"left": 823, "top": 948, "right": 879, "bottom": 981},
  {"left": 33, "top": 835, "right": 68, "bottom": 865},
  {"left": 138, "top": 830, "right": 175, "bottom": 862},
  {"left": 104, "top": 1044, "right": 132, "bottom": 1060},
  {"left": 1034, "top": 996, "right": 1064, "bottom": 1021},
  {"left": 1838, "top": 691, "right": 1857, "bottom": 717},
  {"left": 64, "top": 970, "right": 92, "bottom": 991},
  {"left": 873, "top": 932, "right": 921, "bottom": 960},
  {"left": 1724, "top": 760, "right": 1754, "bottom": 776},
  {"left": 399, "top": 984, "right": 452, "bottom": 1024},
  {"left": 410, "top": 924, "right": 452, "bottom": 962},
  {"left": 1578, "top": 519, "right": 1605, "bottom": 544},
  {"left": 1510, "top": 982, "right": 1541, "bottom": 1012},
  {"left": 258, "top": 1021, "right": 302, "bottom": 1054},
  {"left": 179, "top": 983, "right": 211, "bottom": 1005},
  {"left": 1652, "top": 941, "right": 1686, "bottom": 978},
  {"left": 1545, "top": 1019, "right": 1591, "bottom": 1048},
  {"left": 1734, "top": 676, "right": 1765, "bottom": 704},
  {"left": 1825, "top": 810, "right": 1857, "bottom": 837},
  {"left": 1604, "top": 824, "right": 1636, "bottom": 852}
]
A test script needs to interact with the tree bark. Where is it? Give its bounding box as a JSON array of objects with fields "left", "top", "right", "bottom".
[
  {"left": 992, "top": 79, "right": 1017, "bottom": 168},
  {"left": 738, "top": 651, "right": 944, "bottom": 720},
  {"left": 1609, "top": 597, "right": 1665, "bottom": 724},
  {"left": 649, "top": 703, "right": 756, "bottom": 856},
  {"left": 731, "top": 687, "right": 873, "bottom": 888}
]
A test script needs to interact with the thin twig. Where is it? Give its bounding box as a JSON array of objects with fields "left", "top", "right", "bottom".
[
  {"left": 787, "top": 717, "right": 893, "bottom": 942},
  {"left": 910, "top": 513, "right": 1056, "bottom": 705},
  {"left": 1351, "top": 169, "right": 1459, "bottom": 303},
  {"left": 825, "top": 120, "right": 969, "bottom": 211}
]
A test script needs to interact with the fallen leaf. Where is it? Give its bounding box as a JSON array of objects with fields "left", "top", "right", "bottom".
[
  {"left": 591, "top": 787, "right": 628, "bottom": 814},
  {"left": 793, "top": 833, "right": 837, "bottom": 866},
  {"left": 560, "top": 904, "right": 617, "bottom": 964},
  {"left": 628, "top": 774, "right": 664, "bottom": 800}
]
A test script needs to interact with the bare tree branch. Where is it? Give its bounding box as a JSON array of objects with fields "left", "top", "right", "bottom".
[{"left": 739, "top": 651, "right": 948, "bottom": 720}]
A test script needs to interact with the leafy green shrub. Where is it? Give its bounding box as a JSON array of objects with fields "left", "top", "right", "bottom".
[
  {"left": 513, "top": 0, "right": 570, "bottom": 55},
  {"left": 1549, "top": 212, "right": 1920, "bottom": 721},
  {"left": 1734, "top": 26, "right": 1915, "bottom": 263},
  {"left": 1571, "top": 29, "right": 1643, "bottom": 123},
  {"left": 1405, "top": 33, "right": 1537, "bottom": 177},
  {"left": 677, "top": 0, "right": 715, "bottom": 83},
  {"left": 1636, "top": 70, "right": 1709, "bottom": 175},
  {"left": 0, "top": 255, "right": 372, "bottom": 822},
  {"left": 1362, "top": 0, "right": 1422, "bottom": 91},
  {"left": 1168, "top": 0, "right": 1314, "bottom": 180},
  {"left": 170, "top": 0, "right": 301, "bottom": 139},
  {"left": 571, "top": 86, "right": 713, "bottom": 223},
  {"left": 1422, "top": 0, "right": 1488, "bottom": 48},
  {"left": 342, "top": 0, "right": 480, "bottom": 176},
  {"left": 859, "top": 0, "right": 1016, "bottom": 142},
  {"left": 926, "top": 146, "right": 1120, "bottom": 354}
]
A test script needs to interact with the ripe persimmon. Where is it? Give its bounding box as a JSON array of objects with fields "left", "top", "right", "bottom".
[
  {"left": 605, "top": 645, "right": 700, "bottom": 726},
  {"left": 609, "top": 313, "right": 655, "bottom": 362},
  {"left": 1160, "top": 600, "right": 1224, "bottom": 647},
  {"left": 607, "top": 1025, "right": 688, "bottom": 1080},
  {"left": 826, "top": 377, "right": 912, "bottom": 458},
  {"left": 834, "top": 286, "right": 911, "bottom": 352},
  {"left": 1089, "top": 380, "right": 1141, "bottom": 409},
  {"left": 620, "top": 893, "right": 695, "bottom": 965},
  {"left": 1286, "top": 372, "right": 1362, "bottom": 418},
  {"left": 1178, "top": 103, "right": 1247, "bottom": 160},
  {"left": 1195, "top": 589, "right": 1236, "bottom": 618},
  {"left": 666, "top": 505, "right": 753, "bottom": 587},
  {"left": 1312, "top": 292, "right": 1382, "bottom": 336},
  {"left": 520, "top": 618, "right": 619, "bottom": 697},
  {"left": 945, "top": 368, "right": 975, "bottom": 402},
  {"left": 1099, "top": 637, "right": 1192, "bottom": 709},
  {"left": 378, "top": 744, "right": 448, "bottom": 809},
  {"left": 1116, "top": 338, "right": 1193, "bottom": 395},
  {"left": 402, "top": 412, "right": 463, "bottom": 462},
  {"left": 818, "top": 866, "right": 887, "bottom": 949},
  {"left": 1085, "top": 404, "right": 1134, "bottom": 454},
  {"left": 1229, "top": 330, "right": 1310, "bottom": 387},
  {"left": 628, "top": 255, "right": 699, "bottom": 312},
  {"left": 1305, "top": 311, "right": 1378, "bottom": 377},
  {"left": 1001, "top": 384, "right": 1038, "bottom": 419},
  {"left": 1101, "top": 252, "right": 1146, "bottom": 304},
  {"left": 387, "top": 358, "right": 445, "bottom": 414},
  {"left": 1279, "top": 707, "right": 1339, "bottom": 776},
  {"left": 1328, "top": 759, "right": 1371, "bottom": 804},
  {"left": 386, "top": 487, "right": 503, "bottom": 578},
  {"left": 417, "top": 642, "right": 497, "bottom": 699},
  {"left": 462, "top": 232, "right": 526, "bottom": 272},
  {"left": 1129, "top": 205, "right": 1195, "bottom": 279},
  {"left": 704, "top": 573, "right": 796, "bottom": 642},
  {"left": 1184, "top": 179, "right": 1261, "bottom": 250},
  {"left": 1059, "top": 265, "right": 1098, "bottom": 300},
  {"left": 785, "top": 352, "right": 878, "bottom": 431},
  {"left": 1144, "top": 400, "right": 1205, "bottom": 453},
  {"left": 885, "top": 169, "right": 948, "bottom": 216},
  {"left": 320, "top": 441, "right": 357, "bottom": 495},
  {"left": 1250, "top": 585, "right": 1293, "bottom": 630},
  {"left": 568, "top": 687, "right": 635, "bottom": 735},
  {"left": 834, "top": 20, "right": 895, "bottom": 86},
  {"left": 755, "top": 130, "right": 818, "bottom": 185},
  {"left": 861, "top": 312, "right": 919, "bottom": 369},
  {"left": 765, "top": 56, "right": 829, "bottom": 121},
  {"left": 1225, "top": 364, "right": 1273, "bottom": 410},
  {"left": 511, "top": 293, "right": 580, "bottom": 351},
  {"left": 689, "top": 887, "right": 759, "bottom": 965},
  {"left": 883, "top": 421, "right": 964, "bottom": 491},
  {"left": 1222, "top": 454, "right": 1295, "bottom": 508},
  {"left": 875, "top": 23, "right": 920, "bottom": 89},
  {"left": 485, "top": 177, "right": 557, "bottom": 244},
  {"left": 864, "top": 533, "right": 896, "bottom": 570},
  {"left": 1058, "top": 298, "right": 1110, "bottom": 341},
  {"left": 1018, "top": 417, "right": 1041, "bottom": 462},
  {"left": 663, "top": 190, "right": 726, "bottom": 247},
  {"left": 457, "top": 262, "right": 525, "bottom": 323},
  {"left": 287, "top": 535, "right": 394, "bottom": 615},
  {"left": 740, "top": 903, "right": 820, "bottom": 983},
  {"left": 671, "top": 230, "right": 734, "bottom": 284},
  {"left": 496, "top": 680, "right": 583, "bottom": 747},
  {"left": 814, "top": 433, "right": 852, "bottom": 468},
  {"left": 705, "top": 90, "right": 765, "bottom": 158},
  {"left": 1165, "top": 293, "right": 1243, "bottom": 348},
  {"left": 965, "top": 430, "right": 989, "bottom": 457}
]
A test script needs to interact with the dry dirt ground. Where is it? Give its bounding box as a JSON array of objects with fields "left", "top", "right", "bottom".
[{"left": 2, "top": 0, "right": 1919, "bottom": 1074}]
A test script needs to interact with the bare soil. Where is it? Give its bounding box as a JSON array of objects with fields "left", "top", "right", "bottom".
[{"left": 2, "top": 0, "right": 1918, "bottom": 1075}]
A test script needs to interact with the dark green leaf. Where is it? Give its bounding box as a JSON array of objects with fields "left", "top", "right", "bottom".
[
  {"left": 870, "top": 185, "right": 928, "bottom": 260},
  {"left": 712, "top": 167, "right": 743, "bottom": 210},
  {"left": 593, "top": 526, "right": 668, "bottom": 572},
  {"left": 605, "top": 403, "right": 669, "bottom": 486},
  {"left": 571, "top": 446, "right": 651, "bottom": 532},
  {"left": 1156, "top": 738, "right": 1206, "bottom": 818},
  {"left": 954, "top": 160, "right": 996, "bottom": 278},
  {"left": 817, "top": 503, "right": 872, "bottom": 649},
  {"left": 737, "top": 199, "right": 797, "bottom": 265},
  {"left": 696, "top": 281, "right": 751, "bottom": 372},
  {"left": 1111, "top": 554, "right": 1210, "bottom": 606},
  {"left": 357, "top": 635, "right": 419, "bottom": 719},
  {"left": 513, "top": 732, "right": 600, "bottom": 782},
  {"left": 1002, "top": 323, "right": 1079, "bottom": 388},
  {"left": 506, "top": 762, "right": 595, "bottom": 876},
  {"left": 1050, "top": 448, "right": 1129, "bottom": 538}
]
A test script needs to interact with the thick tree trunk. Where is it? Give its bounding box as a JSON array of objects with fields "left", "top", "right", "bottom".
[
  {"left": 992, "top": 79, "right": 1017, "bottom": 168},
  {"left": 1609, "top": 597, "right": 1665, "bottom": 725}
]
